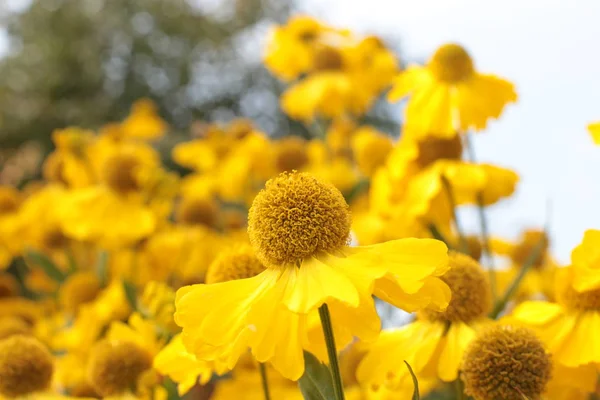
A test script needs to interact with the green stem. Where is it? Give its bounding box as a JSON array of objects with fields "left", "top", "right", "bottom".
[
  {"left": 475, "top": 193, "right": 497, "bottom": 301},
  {"left": 258, "top": 363, "right": 271, "bottom": 400},
  {"left": 455, "top": 378, "right": 465, "bottom": 400},
  {"left": 318, "top": 304, "right": 345, "bottom": 400},
  {"left": 440, "top": 175, "right": 468, "bottom": 254},
  {"left": 463, "top": 132, "right": 497, "bottom": 300},
  {"left": 427, "top": 224, "right": 455, "bottom": 250},
  {"left": 489, "top": 236, "right": 547, "bottom": 319}
]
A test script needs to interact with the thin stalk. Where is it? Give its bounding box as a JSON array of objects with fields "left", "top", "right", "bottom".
[
  {"left": 319, "top": 304, "right": 345, "bottom": 400},
  {"left": 464, "top": 132, "right": 497, "bottom": 300},
  {"left": 258, "top": 363, "right": 271, "bottom": 400},
  {"left": 489, "top": 236, "right": 546, "bottom": 319},
  {"left": 440, "top": 175, "right": 468, "bottom": 253},
  {"left": 427, "top": 224, "right": 455, "bottom": 250},
  {"left": 455, "top": 378, "right": 465, "bottom": 400}
]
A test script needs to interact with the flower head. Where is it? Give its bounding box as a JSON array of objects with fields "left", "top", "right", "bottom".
[
  {"left": 0, "top": 335, "right": 54, "bottom": 398},
  {"left": 462, "top": 325, "right": 551, "bottom": 400},
  {"left": 87, "top": 340, "right": 153, "bottom": 397},
  {"left": 206, "top": 246, "right": 266, "bottom": 284},
  {"left": 248, "top": 171, "right": 351, "bottom": 268}
]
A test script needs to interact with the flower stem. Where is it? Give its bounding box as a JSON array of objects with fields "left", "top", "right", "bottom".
[
  {"left": 489, "top": 235, "right": 546, "bottom": 319},
  {"left": 476, "top": 193, "right": 497, "bottom": 300},
  {"left": 319, "top": 304, "right": 345, "bottom": 400},
  {"left": 463, "top": 132, "right": 497, "bottom": 300},
  {"left": 440, "top": 175, "right": 469, "bottom": 254},
  {"left": 455, "top": 378, "right": 465, "bottom": 400},
  {"left": 258, "top": 363, "right": 271, "bottom": 400}
]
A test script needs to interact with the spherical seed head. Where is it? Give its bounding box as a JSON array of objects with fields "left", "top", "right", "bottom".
[
  {"left": 462, "top": 325, "right": 552, "bottom": 400},
  {"left": 314, "top": 46, "right": 344, "bottom": 71},
  {"left": 102, "top": 153, "right": 141, "bottom": 194},
  {"left": 59, "top": 272, "right": 101, "bottom": 312},
  {"left": 557, "top": 282, "right": 600, "bottom": 311},
  {"left": 0, "top": 335, "right": 54, "bottom": 398},
  {"left": 248, "top": 172, "right": 351, "bottom": 268},
  {"left": 206, "top": 246, "right": 266, "bottom": 284},
  {"left": 414, "top": 135, "right": 463, "bottom": 169},
  {"left": 176, "top": 197, "right": 219, "bottom": 228},
  {"left": 0, "top": 317, "right": 31, "bottom": 340},
  {"left": 428, "top": 43, "right": 474, "bottom": 83},
  {"left": 41, "top": 226, "right": 69, "bottom": 250},
  {"left": 88, "top": 340, "right": 152, "bottom": 397},
  {"left": 276, "top": 137, "right": 309, "bottom": 172},
  {"left": 421, "top": 251, "right": 491, "bottom": 323}
]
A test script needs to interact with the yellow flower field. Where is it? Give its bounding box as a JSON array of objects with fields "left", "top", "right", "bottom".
[{"left": 0, "top": 14, "right": 599, "bottom": 400}]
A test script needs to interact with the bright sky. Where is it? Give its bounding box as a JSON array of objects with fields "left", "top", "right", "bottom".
[{"left": 301, "top": 0, "right": 600, "bottom": 263}]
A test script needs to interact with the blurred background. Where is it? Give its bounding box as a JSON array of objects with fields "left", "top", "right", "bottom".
[{"left": 1, "top": 0, "right": 599, "bottom": 262}]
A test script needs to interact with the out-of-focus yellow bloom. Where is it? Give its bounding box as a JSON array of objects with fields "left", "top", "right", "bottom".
[
  {"left": 511, "top": 267, "right": 600, "bottom": 369},
  {"left": 351, "top": 127, "right": 393, "bottom": 177},
  {"left": 0, "top": 186, "right": 22, "bottom": 269},
  {"left": 587, "top": 121, "right": 600, "bottom": 145},
  {"left": 106, "top": 312, "right": 166, "bottom": 357},
  {"left": 389, "top": 43, "right": 517, "bottom": 137},
  {"left": 141, "top": 225, "right": 223, "bottom": 285},
  {"left": 211, "top": 362, "right": 304, "bottom": 400},
  {"left": 570, "top": 229, "right": 600, "bottom": 292},
  {"left": 357, "top": 253, "right": 491, "bottom": 387},
  {"left": 305, "top": 140, "right": 359, "bottom": 194},
  {"left": 264, "top": 16, "right": 348, "bottom": 81},
  {"left": 18, "top": 184, "right": 72, "bottom": 255},
  {"left": 43, "top": 128, "right": 96, "bottom": 188},
  {"left": 176, "top": 172, "right": 450, "bottom": 380},
  {"left": 119, "top": 99, "right": 168, "bottom": 141},
  {"left": 326, "top": 118, "right": 356, "bottom": 157},
  {"left": 154, "top": 334, "right": 228, "bottom": 396}
]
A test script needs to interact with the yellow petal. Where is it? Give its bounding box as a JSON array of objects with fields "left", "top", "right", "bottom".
[
  {"left": 437, "top": 322, "right": 476, "bottom": 382},
  {"left": 279, "top": 257, "right": 360, "bottom": 313},
  {"left": 587, "top": 122, "right": 600, "bottom": 145}
]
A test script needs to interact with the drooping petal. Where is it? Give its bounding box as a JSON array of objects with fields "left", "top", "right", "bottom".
[{"left": 437, "top": 322, "right": 477, "bottom": 382}]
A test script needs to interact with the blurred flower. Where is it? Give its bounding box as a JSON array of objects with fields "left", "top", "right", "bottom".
[{"left": 389, "top": 43, "right": 517, "bottom": 137}]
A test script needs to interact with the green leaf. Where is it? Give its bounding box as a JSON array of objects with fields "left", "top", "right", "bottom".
[
  {"left": 162, "top": 376, "right": 181, "bottom": 400},
  {"left": 96, "top": 251, "right": 109, "bottom": 286},
  {"left": 122, "top": 280, "right": 138, "bottom": 311},
  {"left": 298, "top": 351, "right": 336, "bottom": 400},
  {"left": 404, "top": 360, "right": 420, "bottom": 400},
  {"left": 24, "top": 249, "right": 67, "bottom": 282}
]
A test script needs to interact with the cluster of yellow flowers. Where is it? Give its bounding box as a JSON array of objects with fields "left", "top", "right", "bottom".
[{"left": 0, "top": 15, "right": 599, "bottom": 400}]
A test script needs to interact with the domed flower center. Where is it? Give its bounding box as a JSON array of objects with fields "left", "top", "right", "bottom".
[
  {"left": 428, "top": 43, "right": 474, "bottom": 83},
  {"left": 41, "top": 226, "right": 69, "bottom": 250},
  {"left": 206, "top": 247, "right": 266, "bottom": 284},
  {"left": 415, "top": 135, "right": 463, "bottom": 169},
  {"left": 88, "top": 340, "right": 152, "bottom": 397},
  {"left": 512, "top": 230, "right": 549, "bottom": 268},
  {"left": 176, "top": 197, "right": 219, "bottom": 228},
  {"left": 421, "top": 252, "right": 491, "bottom": 323},
  {"left": 558, "top": 284, "right": 600, "bottom": 311},
  {"left": 276, "top": 138, "right": 309, "bottom": 172},
  {"left": 314, "top": 46, "right": 344, "bottom": 71},
  {"left": 102, "top": 153, "right": 142, "bottom": 194},
  {"left": 0, "top": 335, "right": 54, "bottom": 398},
  {"left": 0, "top": 274, "right": 19, "bottom": 298},
  {"left": 248, "top": 172, "right": 351, "bottom": 268},
  {"left": 59, "top": 272, "right": 101, "bottom": 312},
  {"left": 462, "top": 325, "right": 551, "bottom": 400}
]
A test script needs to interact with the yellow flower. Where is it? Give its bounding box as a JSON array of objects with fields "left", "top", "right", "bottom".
[
  {"left": 570, "top": 229, "right": 600, "bottom": 292},
  {"left": 587, "top": 121, "right": 600, "bottom": 145},
  {"left": 43, "top": 127, "right": 96, "bottom": 188},
  {"left": 154, "top": 334, "right": 226, "bottom": 396},
  {"left": 119, "top": 99, "right": 168, "bottom": 141},
  {"left": 357, "top": 252, "right": 492, "bottom": 387},
  {"left": 176, "top": 172, "right": 450, "bottom": 380},
  {"left": 389, "top": 43, "right": 517, "bottom": 137},
  {"left": 211, "top": 362, "right": 304, "bottom": 400},
  {"left": 461, "top": 325, "right": 552, "bottom": 400},
  {"left": 106, "top": 312, "right": 166, "bottom": 358},
  {"left": 350, "top": 127, "right": 393, "bottom": 177},
  {"left": 264, "top": 16, "right": 347, "bottom": 81},
  {"left": 140, "top": 225, "right": 223, "bottom": 285},
  {"left": 511, "top": 266, "right": 600, "bottom": 368}
]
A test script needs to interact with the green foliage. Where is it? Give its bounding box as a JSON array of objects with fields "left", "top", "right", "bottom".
[
  {"left": 0, "top": 0, "right": 294, "bottom": 151},
  {"left": 298, "top": 351, "right": 336, "bottom": 400}
]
